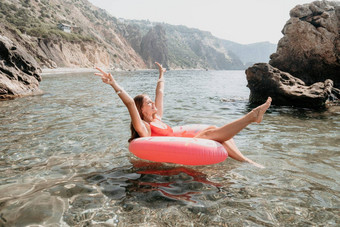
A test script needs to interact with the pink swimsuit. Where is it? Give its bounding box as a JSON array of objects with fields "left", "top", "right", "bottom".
[{"left": 149, "top": 119, "right": 174, "bottom": 137}]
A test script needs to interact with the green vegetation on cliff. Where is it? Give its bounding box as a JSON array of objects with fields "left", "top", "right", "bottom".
[{"left": 0, "top": 0, "right": 94, "bottom": 42}]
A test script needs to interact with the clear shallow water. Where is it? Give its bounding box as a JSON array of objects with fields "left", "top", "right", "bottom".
[{"left": 0, "top": 70, "right": 339, "bottom": 226}]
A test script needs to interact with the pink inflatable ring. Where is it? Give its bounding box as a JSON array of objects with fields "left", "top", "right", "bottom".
[{"left": 128, "top": 125, "right": 228, "bottom": 166}]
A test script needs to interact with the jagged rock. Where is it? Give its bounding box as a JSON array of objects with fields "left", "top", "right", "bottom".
[
  {"left": 245, "top": 63, "right": 340, "bottom": 108},
  {"left": 140, "top": 25, "right": 169, "bottom": 68},
  {"left": 0, "top": 35, "right": 42, "bottom": 99},
  {"left": 269, "top": 1, "right": 340, "bottom": 87}
]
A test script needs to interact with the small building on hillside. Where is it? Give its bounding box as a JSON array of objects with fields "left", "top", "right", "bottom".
[{"left": 57, "top": 23, "right": 72, "bottom": 33}]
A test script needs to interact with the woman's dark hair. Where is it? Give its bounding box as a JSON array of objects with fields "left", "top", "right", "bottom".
[{"left": 128, "top": 94, "right": 146, "bottom": 142}]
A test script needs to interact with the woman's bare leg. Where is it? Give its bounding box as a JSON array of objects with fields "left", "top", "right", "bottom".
[
  {"left": 196, "top": 127, "right": 263, "bottom": 167},
  {"left": 195, "top": 97, "right": 272, "bottom": 143},
  {"left": 223, "top": 139, "right": 264, "bottom": 168}
]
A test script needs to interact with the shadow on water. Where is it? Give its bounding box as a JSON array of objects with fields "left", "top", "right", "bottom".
[
  {"left": 0, "top": 160, "right": 232, "bottom": 226},
  {"left": 85, "top": 160, "right": 224, "bottom": 209}
]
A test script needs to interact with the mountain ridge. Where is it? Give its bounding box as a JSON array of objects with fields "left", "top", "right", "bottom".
[{"left": 0, "top": 0, "right": 277, "bottom": 70}]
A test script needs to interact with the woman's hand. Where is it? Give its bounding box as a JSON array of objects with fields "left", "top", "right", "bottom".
[
  {"left": 155, "top": 62, "right": 166, "bottom": 76},
  {"left": 94, "top": 67, "right": 115, "bottom": 85}
]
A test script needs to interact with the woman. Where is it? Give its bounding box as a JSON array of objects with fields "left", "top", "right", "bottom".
[{"left": 95, "top": 62, "right": 271, "bottom": 168}]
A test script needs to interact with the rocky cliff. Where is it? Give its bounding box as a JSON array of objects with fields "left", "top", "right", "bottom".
[
  {"left": 222, "top": 41, "right": 277, "bottom": 67},
  {"left": 0, "top": 0, "right": 146, "bottom": 70},
  {"left": 1, "top": 0, "right": 277, "bottom": 71},
  {"left": 269, "top": 1, "right": 340, "bottom": 87},
  {"left": 121, "top": 20, "right": 272, "bottom": 70},
  {"left": 140, "top": 25, "right": 169, "bottom": 69}
]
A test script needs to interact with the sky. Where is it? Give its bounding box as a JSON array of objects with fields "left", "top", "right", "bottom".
[{"left": 88, "top": 0, "right": 317, "bottom": 44}]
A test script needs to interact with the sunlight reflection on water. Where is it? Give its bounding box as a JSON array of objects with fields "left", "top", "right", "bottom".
[{"left": 0, "top": 70, "right": 339, "bottom": 226}]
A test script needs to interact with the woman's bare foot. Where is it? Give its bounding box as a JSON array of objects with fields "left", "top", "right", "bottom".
[
  {"left": 251, "top": 97, "right": 272, "bottom": 123},
  {"left": 246, "top": 159, "right": 265, "bottom": 168}
]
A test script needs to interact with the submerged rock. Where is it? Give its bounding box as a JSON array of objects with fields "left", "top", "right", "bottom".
[
  {"left": 269, "top": 1, "right": 340, "bottom": 87},
  {"left": 0, "top": 35, "right": 42, "bottom": 99},
  {"left": 246, "top": 63, "right": 340, "bottom": 108}
]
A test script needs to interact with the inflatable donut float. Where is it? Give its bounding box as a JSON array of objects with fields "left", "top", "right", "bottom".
[{"left": 129, "top": 125, "right": 228, "bottom": 166}]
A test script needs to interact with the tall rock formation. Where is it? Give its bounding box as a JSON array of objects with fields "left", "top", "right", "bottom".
[
  {"left": 269, "top": 1, "right": 340, "bottom": 87},
  {"left": 246, "top": 1, "right": 340, "bottom": 108},
  {"left": 140, "top": 25, "right": 169, "bottom": 69}
]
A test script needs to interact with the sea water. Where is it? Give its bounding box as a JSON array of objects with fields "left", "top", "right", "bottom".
[{"left": 0, "top": 70, "right": 339, "bottom": 226}]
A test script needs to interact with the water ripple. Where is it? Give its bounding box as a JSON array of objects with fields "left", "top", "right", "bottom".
[{"left": 0, "top": 71, "right": 339, "bottom": 226}]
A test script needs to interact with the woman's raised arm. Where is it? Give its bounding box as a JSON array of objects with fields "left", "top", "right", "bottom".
[
  {"left": 94, "top": 67, "right": 150, "bottom": 137},
  {"left": 154, "top": 62, "right": 166, "bottom": 118}
]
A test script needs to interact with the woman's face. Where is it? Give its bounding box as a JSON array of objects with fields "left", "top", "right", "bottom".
[{"left": 141, "top": 95, "right": 157, "bottom": 118}]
